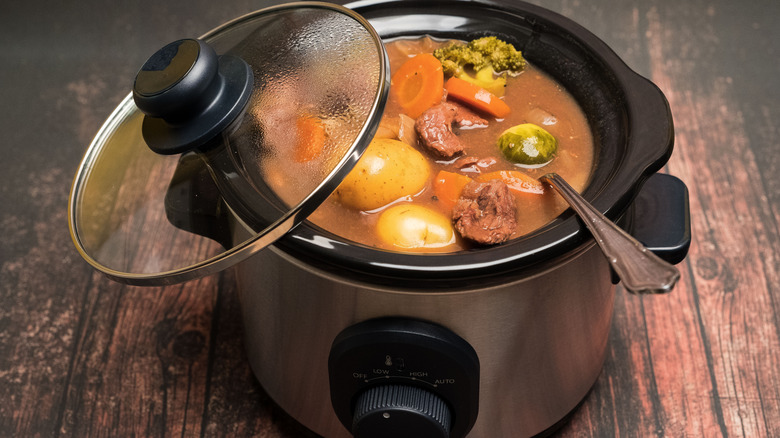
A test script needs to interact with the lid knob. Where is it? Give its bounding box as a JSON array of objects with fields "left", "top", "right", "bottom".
[{"left": 133, "top": 39, "right": 253, "bottom": 155}]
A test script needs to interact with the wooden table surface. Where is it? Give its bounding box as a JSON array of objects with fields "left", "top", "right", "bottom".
[{"left": 2, "top": 0, "right": 778, "bottom": 436}]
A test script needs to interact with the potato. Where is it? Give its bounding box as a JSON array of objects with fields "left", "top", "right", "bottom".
[
  {"left": 335, "top": 138, "right": 430, "bottom": 211},
  {"left": 376, "top": 204, "right": 455, "bottom": 249}
]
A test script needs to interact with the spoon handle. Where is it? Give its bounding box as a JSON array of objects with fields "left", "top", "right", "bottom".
[{"left": 541, "top": 173, "right": 680, "bottom": 294}]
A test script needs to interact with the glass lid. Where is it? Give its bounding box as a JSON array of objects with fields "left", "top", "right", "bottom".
[{"left": 68, "top": 2, "right": 389, "bottom": 285}]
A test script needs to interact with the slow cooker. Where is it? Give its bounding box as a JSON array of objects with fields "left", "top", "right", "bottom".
[{"left": 68, "top": 1, "right": 691, "bottom": 437}]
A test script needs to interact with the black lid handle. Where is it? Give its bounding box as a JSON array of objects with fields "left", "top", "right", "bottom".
[
  {"left": 133, "top": 39, "right": 253, "bottom": 155},
  {"left": 134, "top": 39, "right": 219, "bottom": 122}
]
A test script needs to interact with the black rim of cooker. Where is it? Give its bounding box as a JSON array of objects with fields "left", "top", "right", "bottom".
[{"left": 263, "top": 0, "right": 673, "bottom": 287}]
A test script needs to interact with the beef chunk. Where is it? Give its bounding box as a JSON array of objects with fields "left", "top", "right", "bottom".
[
  {"left": 452, "top": 156, "right": 480, "bottom": 171},
  {"left": 453, "top": 155, "right": 498, "bottom": 173},
  {"left": 452, "top": 103, "right": 489, "bottom": 128},
  {"left": 415, "top": 103, "right": 464, "bottom": 158},
  {"left": 415, "top": 102, "right": 489, "bottom": 158},
  {"left": 452, "top": 179, "right": 517, "bottom": 245}
]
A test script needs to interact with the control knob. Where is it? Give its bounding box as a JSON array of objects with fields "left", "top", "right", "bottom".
[{"left": 352, "top": 384, "right": 451, "bottom": 438}]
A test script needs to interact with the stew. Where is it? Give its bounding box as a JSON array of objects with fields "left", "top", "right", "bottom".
[{"left": 266, "top": 36, "right": 594, "bottom": 253}]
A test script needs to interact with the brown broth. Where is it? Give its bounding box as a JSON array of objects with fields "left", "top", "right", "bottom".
[{"left": 305, "top": 36, "right": 594, "bottom": 252}]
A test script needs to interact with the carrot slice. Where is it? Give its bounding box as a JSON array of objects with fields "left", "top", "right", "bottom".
[
  {"left": 478, "top": 170, "right": 544, "bottom": 196},
  {"left": 444, "top": 76, "right": 511, "bottom": 118},
  {"left": 294, "top": 116, "right": 326, "bottom": 163},
  {"left": 391, "top": 53, "right": 444, "bottom": 119},
  {"left": 433, "top": 170, "right": 473, "bottom": 210}
]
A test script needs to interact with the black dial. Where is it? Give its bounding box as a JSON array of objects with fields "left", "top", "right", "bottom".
[
  {"left": 352, "top": 384, "right": 451, "bottom": 438},
  {"left": 329, "top": 318, "right": 479, "bottom": 438}
]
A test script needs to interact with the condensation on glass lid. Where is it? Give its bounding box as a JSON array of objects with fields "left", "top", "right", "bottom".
[{"left": 236, "top": 10, "right": 383, "bottom": 209}]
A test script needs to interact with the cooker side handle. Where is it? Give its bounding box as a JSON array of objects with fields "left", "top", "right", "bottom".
[
  {"left": 164, "top": 152, "right": 233, "bottom": 250},
  {"left": 628, "top": 173, "right": 691, "bottom": 265}
]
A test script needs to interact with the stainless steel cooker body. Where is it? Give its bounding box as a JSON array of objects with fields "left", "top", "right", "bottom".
[
  {"left": 235, "top": 235, "right": 614, "bottom": 438},
  {"left": 221, "top": 1, "right": 688, "bottom": 436}
]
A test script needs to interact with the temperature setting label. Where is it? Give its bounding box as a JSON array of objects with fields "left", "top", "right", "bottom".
[{"left": 352, "top": 361, "right": 458, "bottom": 389}]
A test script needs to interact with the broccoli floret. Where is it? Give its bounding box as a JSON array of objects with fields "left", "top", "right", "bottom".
[
  {"left": 433, "top": 36, "right": 526, "bottom": 96},
  {"left": 434, "top": 43, "right": 484, "bottom": 76},
  {"left": 466, "top": 36, "right": 526, "bottom": 73}
]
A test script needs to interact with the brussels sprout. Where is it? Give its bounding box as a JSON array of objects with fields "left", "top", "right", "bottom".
[{"left": 497, "top": 123, "right": 558, "bottom": 167}]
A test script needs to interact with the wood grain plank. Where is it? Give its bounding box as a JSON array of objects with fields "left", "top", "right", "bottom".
[
  {"left": 0, "top": 166, "right": 92, "bottom": 437},
  {"left": 56, "top": 277, "right": 217, "bottom": 437},
  {"left": 641, "top": 1, "right": 780, "bottom": 437}
]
